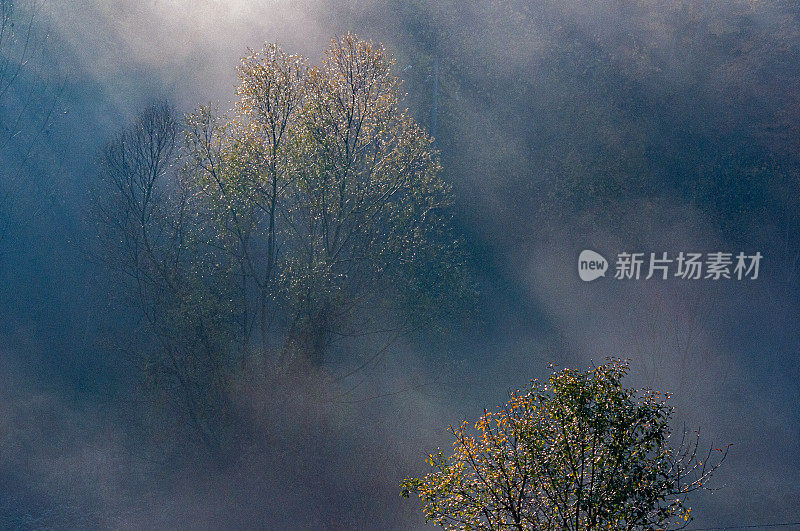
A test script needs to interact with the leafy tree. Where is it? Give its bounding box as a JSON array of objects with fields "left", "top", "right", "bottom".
[
  {"left": 402, "top": 359, "right": 727, "bottom": 530},
  {"left": 95, "top": 35, "right": 467, "bottom": 443},
  {"left": 184, "top": 33, "right": 466, "bottom": 365}
]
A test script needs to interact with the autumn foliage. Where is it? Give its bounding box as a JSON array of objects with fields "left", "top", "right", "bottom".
[{"left": 402, "top": 359, "right": 727, "bottom": 530}]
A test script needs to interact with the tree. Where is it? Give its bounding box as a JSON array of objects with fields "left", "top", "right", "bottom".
[
  {"left": 0, "top": 0, "right": 60, "bottom": 236},
  {"left": 401, "top": 359, "right": 727, "bottom": 530},
  {"left": 95, "top": 102, "right": 238, "bottom": 449},
  {"left": 95, "top": 36, "right": 467, "bottom": 444},
  {"left": 185, "top": 33, "right": 465, "bottom": 366}
]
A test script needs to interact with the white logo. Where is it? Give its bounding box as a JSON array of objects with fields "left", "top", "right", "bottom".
[
  {"left": 578, "top": 250, "right": 608, "bottom": 282},
  {"left": 578, "top": 250, "right": 762, "bottom": 281}
]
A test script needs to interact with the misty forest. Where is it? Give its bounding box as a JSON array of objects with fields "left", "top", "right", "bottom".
[{"left": 1, "top": 0, "right": 799, "bottom": 529}]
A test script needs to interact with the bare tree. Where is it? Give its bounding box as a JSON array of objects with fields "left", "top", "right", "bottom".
[
  {"left": 0, "top": 0, "right": 60, "bottom": 242},
  {"left": 95, "top": 102, "right": 237, "bottom": 450}
]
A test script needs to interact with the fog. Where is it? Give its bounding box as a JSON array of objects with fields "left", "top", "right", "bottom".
[{"left": 1, "top": 0, "right": 799, "bottom": 528}]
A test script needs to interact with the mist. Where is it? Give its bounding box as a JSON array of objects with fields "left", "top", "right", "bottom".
[{"left": 1, "top": 0, "right": 799, "bottom": 528}]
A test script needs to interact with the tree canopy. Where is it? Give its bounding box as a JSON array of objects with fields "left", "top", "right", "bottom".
[
  {"left": 184, "top": 34, "right": 464, "bottom": 365},
  {"left": 402, "top": 359, "right": 727, "bottom": 530}
]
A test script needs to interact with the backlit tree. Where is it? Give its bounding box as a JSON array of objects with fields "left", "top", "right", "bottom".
[{"left": 402, "top": 359, "right": 727, "bottom": 530}]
